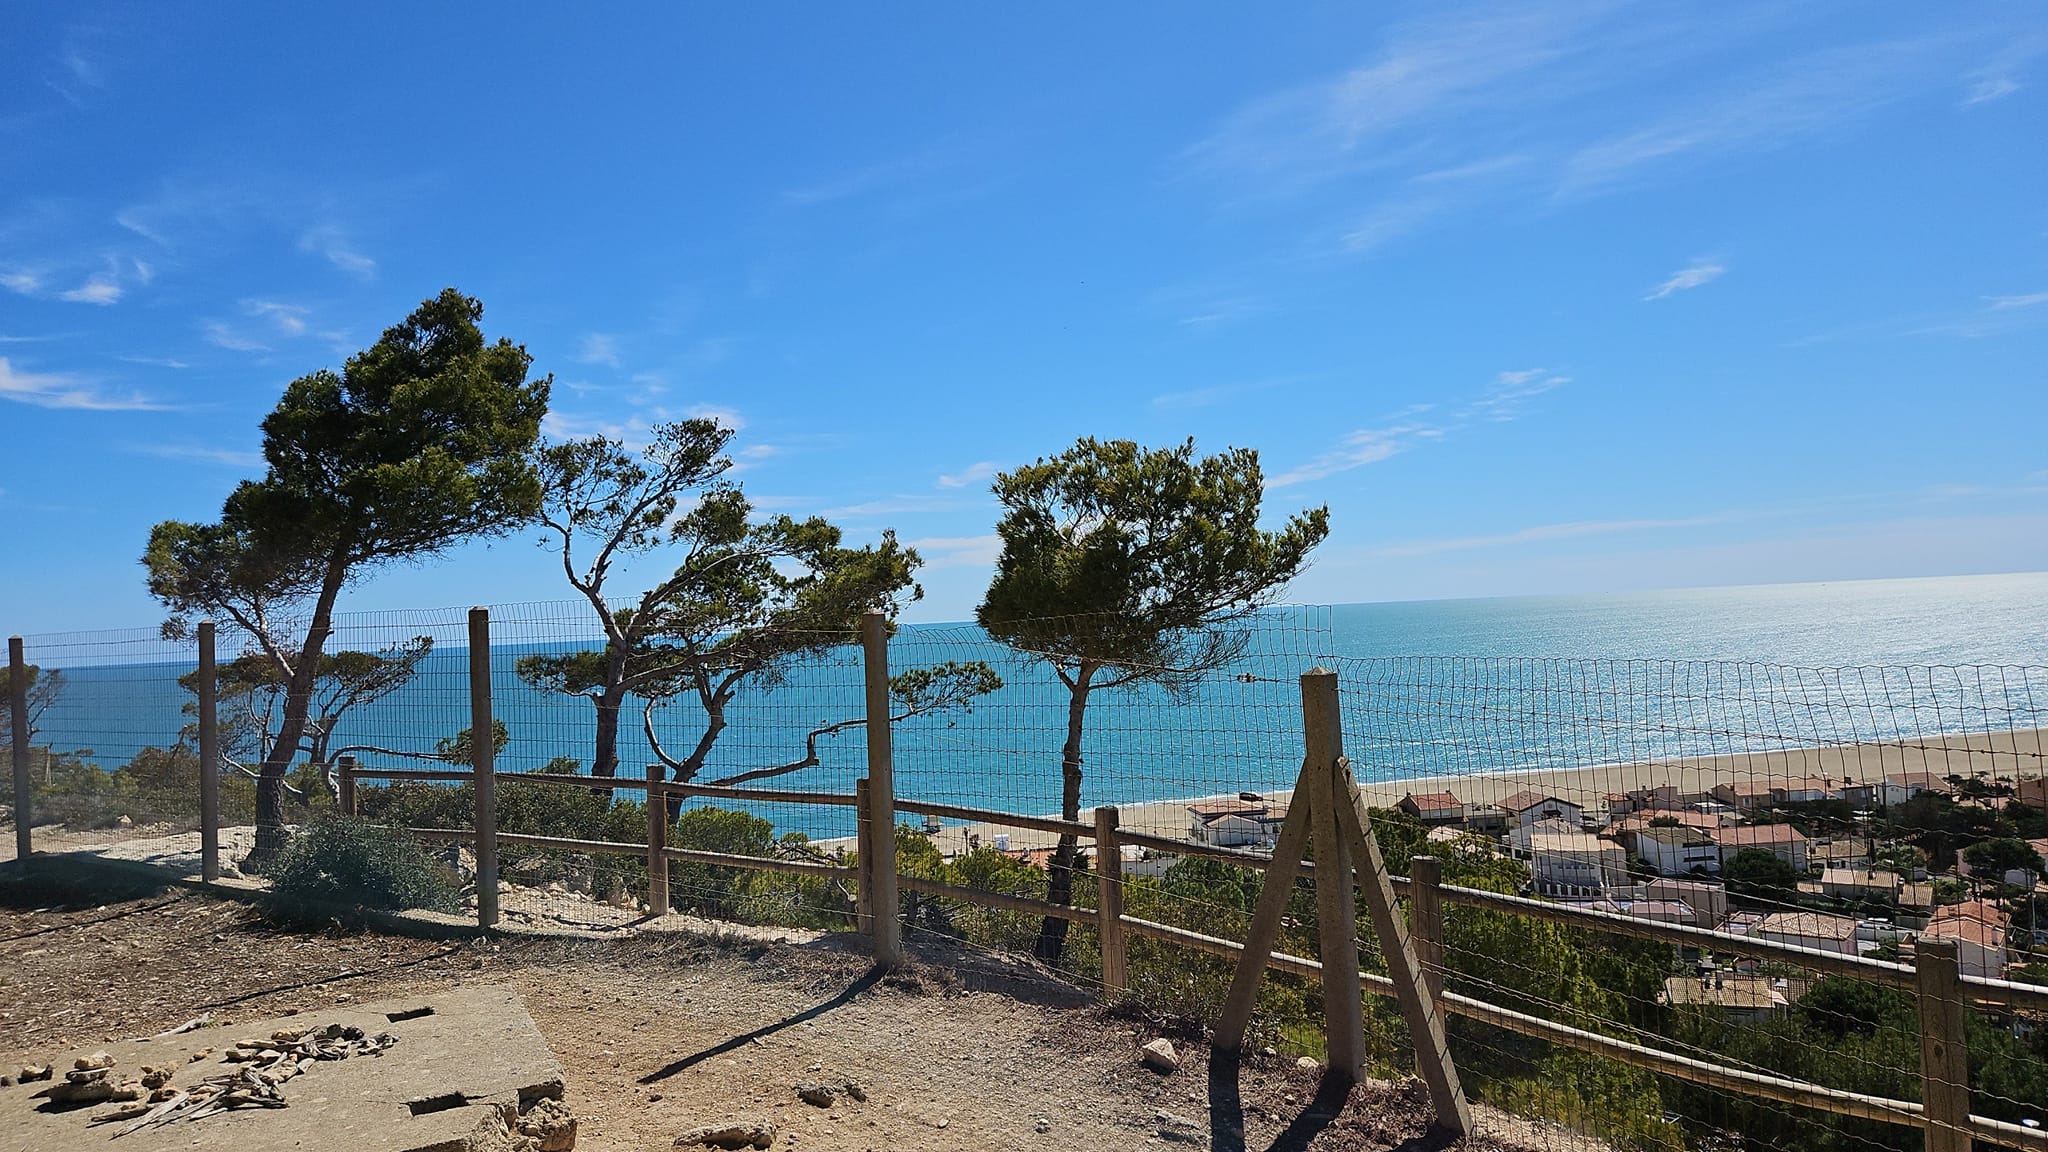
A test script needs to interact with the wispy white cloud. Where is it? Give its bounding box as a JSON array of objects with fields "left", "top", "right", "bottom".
[
  {"left": 686, "top": 403, "right": 745, "bottom": 430},
  {"left": 203, "top": 321, "right": 269, "bottom": 353},
  {"left": 297, "top": 223, "right": 376, "bottom": 278},
  {"left": 56, "top": 274, "right": 122, "bottom": 304},
  {"left": 1985, "top": 292, "right": 2048, "bottom": 311},
  {"left": 1269, "top": 419, "right": 1444, "bottom": 488},
  {"left": 1272, "top": 368, "right": 1570, "bottom": 487},
  {"left": 781, "top": 151, "right": 950, "bottom": 208},
  {"left": 1961, "top": 36, "right": 2044, "bottom": 105},
  {"left": 1185, "top": 6, "right": 1602, "bottom": 193},
  {"left": 1646, "top": 260, "right": 1725, "bottom": 301},
  {"left": 117, "top": 354, "right": 191, "bottom": 369},
  {"left": 1465, "top": 369, "right": 1569, "bottom": 421},
  {"left": 1372, "top": 514, "right": 1730, "bottom": 557},
  {"left": 130, "top": 443, "right": 264, "bottom": 468},
  {"left": 1559, "top": 38, "right": 1940, "bottom": 196},
  {"left": 0, "top": 357, "right": 171, "bottom": 411},
  {"left": 0, "top": 270, "right": 43, "bottom": 296},
  {"left": 936, "top": 461, "right": 997, "bottom": 490},
  {"left": 246, "top": 300, "right": 307, "bottom": 335},
  {"left": 575, "top": 333, "right": 621, "bottom": 367},
  {"left": 905, "top": 534, "right": 1003, "bottom": 569},
  {"left": 817, "top": 495, "right": 968, "bottom": 519},
  {"left": 541, "top": 410, "right": 656, "bottom": 450}
]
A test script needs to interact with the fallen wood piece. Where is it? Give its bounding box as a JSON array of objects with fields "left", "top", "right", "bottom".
[
  {"left": 109, "top": 1089, "right": 187, "bottom": 1138},
  {"left": 133, "top": 1014, "right": 211, "bottom": 1042}
]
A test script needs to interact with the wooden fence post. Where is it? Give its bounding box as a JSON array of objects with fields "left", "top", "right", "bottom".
[
  {"left": 336, "top": 755, "right": 357, "bottom": 818},
  {"left": 861, "top": 613, "right": 902, "bottom": 969},
  {"left": 468, "top": 607, "right": 498, "bottom": 929},
  {"left": 645, "top": 762, "right": 669, "bottom": 916},
  {"left": 197, "top": 622, "right": 219, "bottom": 882},
  {"left": 855, "top": 776, "right": 874, "bottom": 933},
  {"left": 1096, "top": 805, "right": 1127, "bottom": 996},
  {"left": 8, "top": 636, "right": 29, "bottom": 866},
  {"left": 1411, "top": 855, "right": 1445, "bottom": 1008},
  {"left": 1916, "top": 937, "right": 1971, "bottom": 1152},
  {"left": 1301, "top": 668, "right": 1365, "bottom": 1081}
]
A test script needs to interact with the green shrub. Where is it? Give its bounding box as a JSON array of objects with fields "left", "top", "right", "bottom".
[{"left": 269, "top": 815, "right": 459, "bottom": 913}]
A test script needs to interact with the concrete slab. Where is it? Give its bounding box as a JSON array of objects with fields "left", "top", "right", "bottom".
[{"left": 0, "top": 985, "right": 564, "bottom": 1152}]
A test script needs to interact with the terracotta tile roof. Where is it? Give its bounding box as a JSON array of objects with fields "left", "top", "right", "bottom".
[
  {"left": 1401, "top": 791, "right": 1463, "bottom": 812},
  {"left": 1716, "top": 823, "right": 1809, "bottom": 847},
  {"left": 1753, "top": 911, "right": 1859, "bottom": 941}
]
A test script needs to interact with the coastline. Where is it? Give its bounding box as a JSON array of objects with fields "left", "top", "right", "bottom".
[{"left": 897, "top": 726, "right": 2048, "bottom": 857}]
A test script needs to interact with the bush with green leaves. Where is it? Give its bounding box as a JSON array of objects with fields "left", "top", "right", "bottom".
[{"left": 268, "top": 815, "right": 459, "bottom": 913}]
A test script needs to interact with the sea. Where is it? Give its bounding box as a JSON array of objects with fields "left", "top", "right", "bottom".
[{"left": 25, "top": 573, "right": 2048, "bottom": 838}]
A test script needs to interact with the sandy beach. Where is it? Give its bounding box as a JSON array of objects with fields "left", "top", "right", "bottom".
[{"left": 903, "top": 726, "right": 2048, "bottom": 856}]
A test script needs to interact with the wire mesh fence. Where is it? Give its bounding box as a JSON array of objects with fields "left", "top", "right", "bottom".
[{"left": 7, "top": 602, "right": 2048, "bottom": 1151}]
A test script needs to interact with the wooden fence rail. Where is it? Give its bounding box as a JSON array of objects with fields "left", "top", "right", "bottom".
[{"left": 15, "top": 612, "right": 2044, "bottom": 1150}]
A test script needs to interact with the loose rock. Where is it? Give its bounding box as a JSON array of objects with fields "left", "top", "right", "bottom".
[
  {"left": 1295, "top": 1056, "right": 1319, "bottom": 1072},
  {"left": 1156, "top": 1109, "right": 1206, "bottom": 1144},
  {"left": 676, "top": 1120, "right": 777, "bottom": 1150},
  {"left": 18, "top": 1065, "right": 52, "bottom": 1083},
  {"left": 518, "top": 1097, "right": 578, "bottom": 1152},
  {"left": 795, "top": 1080, "right": 839, "bottom": 1107},
  {"left": 1141, "top": 1038, "right": 1180, "bottom": 1073}
]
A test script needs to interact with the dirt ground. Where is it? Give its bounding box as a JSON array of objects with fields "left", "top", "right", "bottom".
[{"left": 0, "top": 870, "right": 1581, "bottom": 1152}]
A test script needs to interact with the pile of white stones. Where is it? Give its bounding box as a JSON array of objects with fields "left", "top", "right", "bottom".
[{"left": 49, "top": 1023, "right": 403, "bottom": 1137}]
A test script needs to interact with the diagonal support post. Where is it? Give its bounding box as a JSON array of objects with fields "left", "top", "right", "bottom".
[
  {"left": 1213, "top": 776, "right": 1316, "bottom": 1052},
  {"left": 1332, "top": 751, "right": 1471, "bottom": 1137}
]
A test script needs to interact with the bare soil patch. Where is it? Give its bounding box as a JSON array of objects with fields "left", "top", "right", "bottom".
[{"left": 0, "top": 875, "right": 1564, "bottom": 1151}]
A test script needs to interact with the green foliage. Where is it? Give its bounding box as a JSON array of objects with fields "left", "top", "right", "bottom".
[
  {"left": 30, "top": 747, "right": 261, "bottom": 829},
  {"left": 975, "top": 436, "right": 1330, "bottom": 961},
  {"left": 178, "top": 639, "right": 433, "bottom": 766},
  {"left": 0, "top": 663, "right": 63, "bottom": 748},
  {"left": 142, "top": 289, "right": 551, "bottom": 850},
  {"left": 977, "top": 436, "right": 1330, "bottom": 680},
  {"left": 435, "top": 720, "right": 511, "bottom": 765},
  {"left": 527, "top": 418, "right": 928, "bottom": 782},
  {"left": 1965, "top": 837, "right": 2044, "bottom": 878},
  {"left": 269, "top": 816, "right": 458, "bottom": 913},
  {"left": 1722, "top": 847, "right": 1801, "bottom": 903}
]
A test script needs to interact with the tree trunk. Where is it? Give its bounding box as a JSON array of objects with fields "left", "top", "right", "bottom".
[
  {"left": 247, "top": 555, "right": 346, "bottom": 868},
  {"left": 1035, "top": 665, "right": 1094, "bottom": 963},
  {"left": 665, "top": 697, "right": 727, "bottom": 821},
  {"left": 592, "top": 686, "right": 623, "bottom": 778}
]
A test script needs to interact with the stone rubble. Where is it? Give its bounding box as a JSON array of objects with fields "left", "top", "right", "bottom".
[
  {"left": 47, "top": 1022, "right": 405, "bottom": 1136},
  {"left": 675, "top": 1119, "right": 778, "bottom": 1149}
]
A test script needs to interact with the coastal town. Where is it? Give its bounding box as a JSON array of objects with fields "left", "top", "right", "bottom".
[{"left": 1164, "top": 768, "right": 2048, "bottom": 1008}]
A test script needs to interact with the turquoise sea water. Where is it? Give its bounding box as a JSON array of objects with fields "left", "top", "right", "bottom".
[{"left": 27, "top": 573, "right": 2048, "bottom": 837}]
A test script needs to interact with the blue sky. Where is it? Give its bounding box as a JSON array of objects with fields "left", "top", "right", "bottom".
[{"left": 3, "top": 3, "right": 2046, "bottom": 633}]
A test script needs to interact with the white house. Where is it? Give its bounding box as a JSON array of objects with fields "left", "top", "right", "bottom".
[
  {"left": 1746, "top": 910, "right": 1861, "bottom": 956},
  {"left": 1636, "top": 826, "right": 1723, "bottom": 877},
  {"left": 1187, "top": 800, "right": 1287, "bottom": 849},
  {"left": 1923, "top": 901, "right": 2011, "bottom": 979},
  {"left": 1715, "top": 823, "right": 1810, "bottom": 872},
  {"left": 1508, "top": 818, "right": 1627, "bottom": 897},
  {"left": 1499, "top": 791, "right": 1587, "bottom": 830},
  {"left": 1880, "top": 772, "right": 1950, "bottom": 808},
  {"left": 1769, "top": 778, "right": 1836, "bottom": 806},
  {"left": 1643, "top": 878, "right": 1729, "bottom": 928}
]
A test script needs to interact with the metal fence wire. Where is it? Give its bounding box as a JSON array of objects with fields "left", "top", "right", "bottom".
[{"left": 6, "top": 603, "right": 2047, "bottom": 1152}]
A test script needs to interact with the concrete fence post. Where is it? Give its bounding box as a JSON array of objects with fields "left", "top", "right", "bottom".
[
  {"left": 1301, "top": 668, "right": 1365, "bottom": 1080},
  {"left": 860, "top": 612, "right": 902, "bottom": 969},
  {"left": 1096, "top": 805, "right": 1127, "bottom": 995},
  {"left": 197, "top": 622, "right": 219, "bottom": 882},
  {"left": 8, "top": 636, "right": 29, "bottom": 866},
  {"left": 1410, "top": 854, "right": 1445, "bottom": 1008},
  {"left": 468, "top": 607, "right": 498, "bottom": 929},
  {"left": 1916, "top": 936, "right": 1971, "bottom": 1152},
  {"left": 336, "top": 755, "right": 358, "bottom": 818},
  {"left": 645, "top": 762, "right": 669, "bottom": 916}
]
